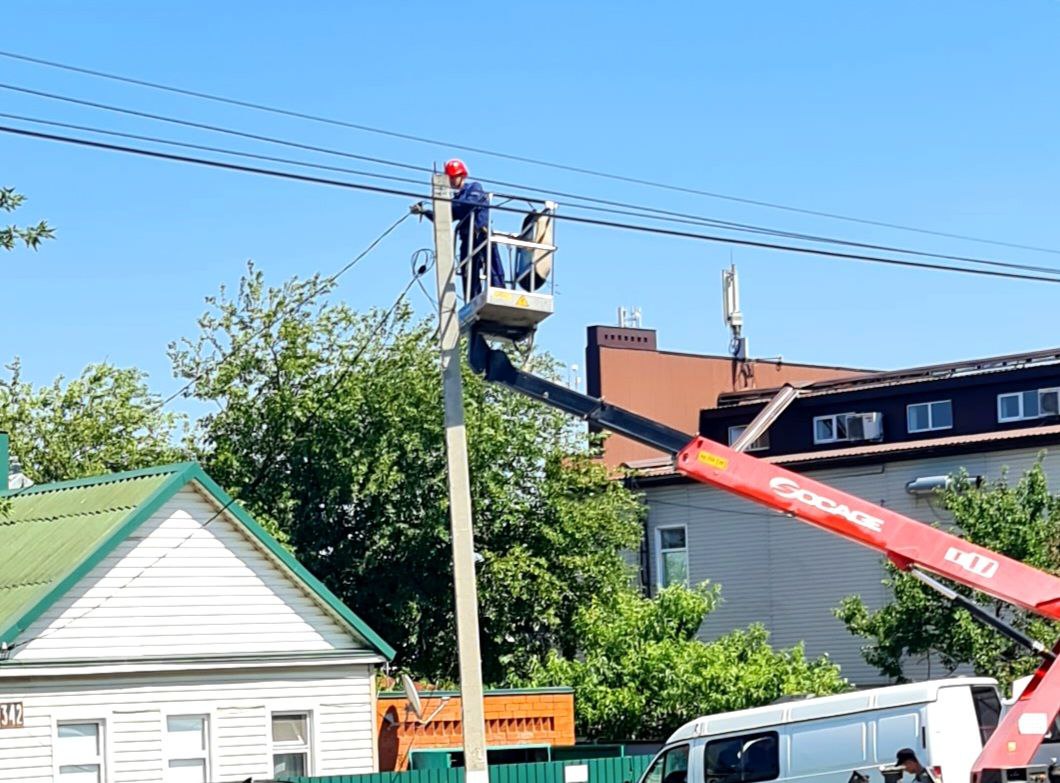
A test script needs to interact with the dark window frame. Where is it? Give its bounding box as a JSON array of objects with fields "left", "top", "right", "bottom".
[
  {"left": 907, "top": 400, "right": 953, "bottom": 433},
  {"left": 971, "top": 686, "right": 1002, "bottom": 746},
  {"left": 727, "top": 425, "right": 770, "bottom": 452},
  {"left": 704, "top": 731, "right": 780, "bottom": 783}
]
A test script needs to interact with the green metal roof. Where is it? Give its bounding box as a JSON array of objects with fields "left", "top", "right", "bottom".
[{"left": 0, "top": 463, "right": 394, "bottom": 659}]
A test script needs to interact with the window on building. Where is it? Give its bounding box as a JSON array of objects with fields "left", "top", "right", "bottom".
[
  {"left": 643, "top": 744, "right": 690, "bottom": 783},
  {"left": 57, "top": 721, "right": 105, "bottom": 783},
  {"left": 998, "top": 388, "right": 1060, "bottom": 423},
  {"left": 813, "top": 412, "right": 885, "bottom": 443},
  {"left": 272, "top": 713, "right": 311, "bottom": 778},
  {"left": 704, "top": 732, "right": 779, "bottom": 783},
  {"left": 166, "top": 715, "right": 209, "bottom": 783},
  {"left": 813, "top": 413, "right": 852, "bottom": 444},
  {"left": 728, "top": 425, "right": 770, "bottom": 451},
  {"left": 656, "top": 526, "right": 688, "bottom": 589},
  {"left": 907, "top": 400, "right": 953, "bottom": 433}
]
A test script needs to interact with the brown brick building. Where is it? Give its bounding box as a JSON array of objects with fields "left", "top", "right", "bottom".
[
  {"left": 585, "top": 325, "right": 868, "bottom": 468},
  {"left": 377, "top": 688, "right": 576, "bottom": 771}
]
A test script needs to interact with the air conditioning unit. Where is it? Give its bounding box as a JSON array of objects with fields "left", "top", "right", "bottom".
[{"left": 845, "top": 412, "right": 883, "bottom": 442}]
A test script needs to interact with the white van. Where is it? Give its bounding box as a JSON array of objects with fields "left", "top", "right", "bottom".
[{"left": 638, "top": 678, "right": 1004, "bottom": 783}]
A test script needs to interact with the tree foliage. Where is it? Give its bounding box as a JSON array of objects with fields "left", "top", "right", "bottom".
[
  {"left": 836, "top": 460, "right": 1060, "bottom": 685},
  {"left": 518, "top": 582, "right": 847, "bottom": 739},
  {"left": 1, "top": 187, "right": 54, "bottom": 252},
  {"left": 0, "top": 253, "right": 853, "bottom": 735},
  {"left": 0, "top": 359, "right": 188, "bottom": 484},
  {"left": 170, "top": 266, "right": 645, "bottom": 683}
]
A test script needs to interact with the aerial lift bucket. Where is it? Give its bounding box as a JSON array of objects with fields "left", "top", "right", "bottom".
[{"left": 457, "top": 199, "right": 557, "bottom": 343}]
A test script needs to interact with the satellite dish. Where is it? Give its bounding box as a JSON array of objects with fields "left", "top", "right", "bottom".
[{"left": 401, "top": 674, "right": 423, "bottom": 720}]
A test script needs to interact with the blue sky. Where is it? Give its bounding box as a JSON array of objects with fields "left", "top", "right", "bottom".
[{"left": 3, "top": 1, "right": 1060, "bottom": 417}]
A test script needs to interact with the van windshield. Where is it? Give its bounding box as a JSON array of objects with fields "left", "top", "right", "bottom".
[{"left": 972, "top": 687, "right": 1002, "bottom": 745}]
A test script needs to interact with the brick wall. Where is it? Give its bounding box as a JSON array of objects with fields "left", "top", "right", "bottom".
[{"left": 377, "top": 689, "right": 576, "bottom": 771}]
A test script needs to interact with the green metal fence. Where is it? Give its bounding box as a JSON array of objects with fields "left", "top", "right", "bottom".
[{"left": 283, "top": 753, "right": 655, "bottom": 783}]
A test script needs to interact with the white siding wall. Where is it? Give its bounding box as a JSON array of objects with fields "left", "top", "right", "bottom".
[
  {"left": 111, "top": 709, "right": 162, "bottom": 783},
  {"left": 0, "top": 664, "right": 376, "bottom": 781},
  {"left": 0, "top": 705, "right": 50, "bottom": 783},
  {"left": 216, "top": 705, "right": 270, "bottom": 780},
  {"left": 644, "top": 445, "right": 1060, "bottom": 685},
  {"left": 13, "top": 488, "right": 356, "bottom": 660}
]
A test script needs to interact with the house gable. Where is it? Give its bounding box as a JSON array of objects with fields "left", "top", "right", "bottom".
[{"left": 0, "top": 463, "right": 393, "bottom": 661}]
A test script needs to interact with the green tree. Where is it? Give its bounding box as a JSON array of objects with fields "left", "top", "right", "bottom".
[
  {"left": 519, "top": 583, "right": 847, "bottom": 739},
  {"left": 1, "top": 187, "right": 54, "bottom": 251},
  {"left": 170, "top": 266, "right": 645, "bottom": 683},
  {"left": 0, "top": 359, "right": 188, "bottom": 484},
  {"left": 836, "top": 461, "right": 1060, "bottom": 685}
]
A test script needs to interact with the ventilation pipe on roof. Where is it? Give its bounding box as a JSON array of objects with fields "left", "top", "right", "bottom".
[{"left": 8, "top": 456, "right": 32, "bottom": 490}]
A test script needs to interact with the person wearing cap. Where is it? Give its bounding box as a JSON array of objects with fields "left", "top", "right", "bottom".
[
  {"left": 895, "top": 748, "right": 937, "bottom": 783},
  {"left": 412, "top": 158, "right": 505, "bottom": 298}
]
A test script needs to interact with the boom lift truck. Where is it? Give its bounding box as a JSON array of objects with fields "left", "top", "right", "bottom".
[{"left": 445, "top": 201, "right": 1060, "bottom": 783}]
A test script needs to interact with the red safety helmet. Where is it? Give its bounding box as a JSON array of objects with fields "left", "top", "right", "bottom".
[{"left": 444, "top": 158, "right": 468, "bottom": 178}]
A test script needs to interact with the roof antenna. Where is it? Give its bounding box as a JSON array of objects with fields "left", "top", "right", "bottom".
[
  {"left": 617, "top": 306, "right": 642, "bottom": 328},
  {"left": 722, "top": 264, "right": 747, "bottom": 362}
]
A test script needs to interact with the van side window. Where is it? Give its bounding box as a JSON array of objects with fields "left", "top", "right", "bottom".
[
  {"left": 643, "top": 745, "right": 690, "bottom": 783},
  {"left": 705, "top": 732, "right": 779, "bottom": 783},
  {"left": 971, "top": 686, "right": 1002, "bottom": 744}
]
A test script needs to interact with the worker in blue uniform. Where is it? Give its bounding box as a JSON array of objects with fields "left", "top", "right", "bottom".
[{"left": 411, "top": 159, "right": 505, "bottom": 298}]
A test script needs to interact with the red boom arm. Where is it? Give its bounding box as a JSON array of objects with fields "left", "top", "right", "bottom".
[
  {"left": 675, "top": 436, "right": 1060, "bottom": 774},
  {"left": 468, "top": 334, "right": 1060, "bottom": 777}
]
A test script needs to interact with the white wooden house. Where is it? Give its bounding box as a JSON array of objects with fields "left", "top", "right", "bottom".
[{"left": 0, "top": 461, "right": 395, "bottom": 782}]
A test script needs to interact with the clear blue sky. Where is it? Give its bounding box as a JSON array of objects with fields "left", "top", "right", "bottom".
[{"left": 3, "top": 1, "right": 1060, "bottom": 416}]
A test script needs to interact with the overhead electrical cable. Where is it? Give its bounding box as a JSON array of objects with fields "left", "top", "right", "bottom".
[
  {"left": 2, "top": 48, "right": 1057, "bottom": 256},
  {"left": 3, "top": 123, "right": 1060, "bottom": 287},
  {"left": 3, "top": 88, "right": 1057, "bottom": 274},
  {"left": 0, "top": 209, "right": 411, "bottom": 509},
  {"left": 3, "top": 265, "right": 428, "bottom": 652},
  {"left": 0, "top": 82, "right": 430, "bottom": 174}
]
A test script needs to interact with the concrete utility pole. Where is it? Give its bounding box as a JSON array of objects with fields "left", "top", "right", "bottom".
[{"left": 430, "top": 172, "right": 489, "bottom": 783}]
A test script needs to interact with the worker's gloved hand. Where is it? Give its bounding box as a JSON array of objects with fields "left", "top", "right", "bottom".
[{"left": 410, "top": 202, "right": 435, "bottom": 222}]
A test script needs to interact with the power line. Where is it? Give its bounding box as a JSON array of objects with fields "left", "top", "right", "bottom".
[
  {"left": 10, "top": 109, "right": 1057, "bottom": 278},
  {"left": 12, "top": 110, "right": 1056, "bottom": 278},
  {"left": 4, "top": 267, "right": 426, "bottom": 652},
  {"left": 157, "top": 210, "right": 412, "bottom": 409},
  {"left": 0, "top": 111, "right": 429, "bottom": 189},
  {"left": 5, "top": 82, "right": 1059, "bottom": 276},
  {"left": 0, "top": 82, "right": 430, "bottom": 175},
  {"left": 3, "top": 48, "right": 1057, "bottom": 256},
  {"left": 477, "top": 178, "right": 1060, "bottom": 277},
  {"left": 4, "top": 123, "right": 1060, "bottom": 287},
  {"left": 0, "top": 209, "right": 411, "bottom": 508}
]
